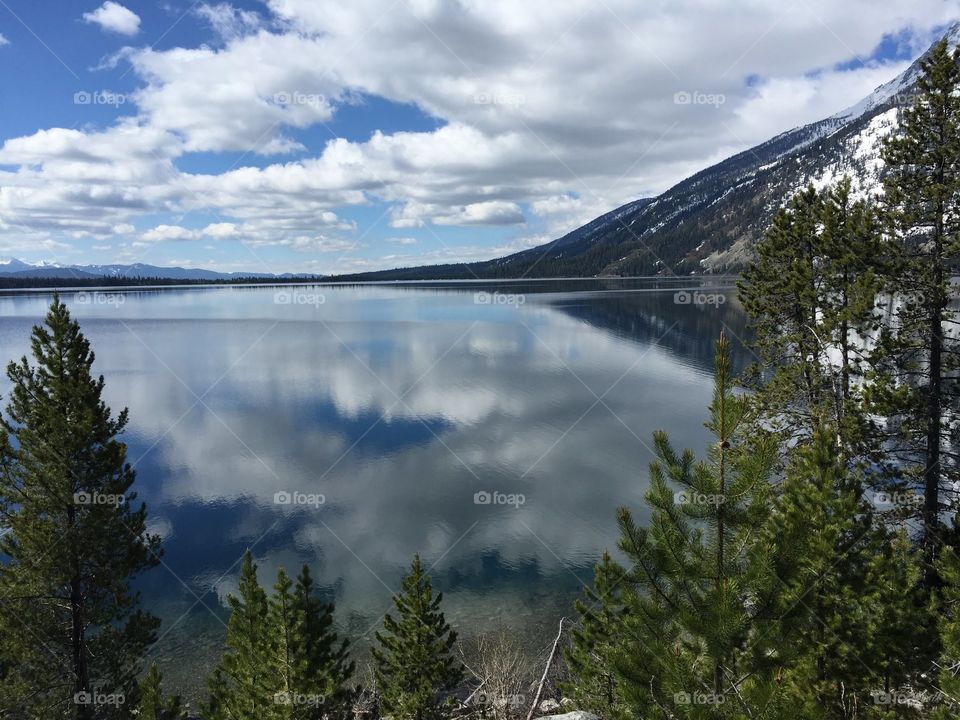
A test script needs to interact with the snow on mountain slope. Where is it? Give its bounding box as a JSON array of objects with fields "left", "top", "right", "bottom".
[{"left": 356, "top": 22, "right": 956, "bottom": 281}]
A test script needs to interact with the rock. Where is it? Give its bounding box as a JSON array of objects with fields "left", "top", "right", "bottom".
[
  {"left": 538, "top": 699, "right": 561, "bottom": 713},
  {"left": 538, "top": 712, "right": 598, "bottom": 720}
]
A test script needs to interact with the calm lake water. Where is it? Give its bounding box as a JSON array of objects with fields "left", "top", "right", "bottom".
[{"left": 0, "top": 279, "right": 749, "bottom": 699}]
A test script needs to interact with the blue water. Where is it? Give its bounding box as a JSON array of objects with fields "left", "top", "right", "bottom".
[{"left": 0, "top": 279, "right": 749, "bottom": 697}]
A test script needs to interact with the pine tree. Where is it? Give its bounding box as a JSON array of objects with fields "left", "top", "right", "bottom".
[
  {"left": 290, "top": 566, "right": 354, "bottom": 720},
  {"left": 738, "top": 186, "right": 827, "bottom": 443},
  {"left": 373, "top": 555, "right": 463, "bottom": 720},
  {"left": 203, "top": 551, "right": 281, "bottom": 720},
  {"left": 863, "top": 531, "right": 927, "bottom": 703},
  {"left": 0, "top": 295, "right": 161, "bottom": 719},
  {"left": 936, "top": 547, "right": 960, "bottom": 717},
  {"left": 136, "top": 664, "right": 187, "bottom": 720},
  {"left": 878, "top": 37, "right": 960, "bottom": 577},
  {"left": 270, "top": 566, "right": 355, "bottom": 720},
  {"left": 603, "top": 335, "right": 784, "bottom": 718},
  {"left": 738, "top": 180, "right": 883, "bottom": 463},
  {"left": 818, "top": 178, "right": 885, "bottom": 462},
  {"left": 563, "top": 552, "right": 628, "bottom": 719},
  {"left": 205, "top": 556, "right": 354, "bottom": 720},
  {"left": 770, "top": 424, "right": 923, "bottom": 718}
]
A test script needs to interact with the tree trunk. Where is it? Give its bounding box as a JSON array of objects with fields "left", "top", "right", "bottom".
[
  {"left": 71, "top": 572, "right": 90, "bottom": 720},
  {"left": 923, "top": 305, "right": 943, "bottom": 583}
]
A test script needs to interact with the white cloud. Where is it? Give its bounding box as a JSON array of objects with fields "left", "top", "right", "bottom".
[
  {"left": 3, "top": 0, "right": 960, "bottom": 269},
  {"left": 82, "top": 2, "right": 141, "bottom": 36},
  {"left": 142, "top": 225, "right": 197, "bottom": 242},
  {"left": 0, "top": 34, "right": 9, "bottom": 47},
  {"left": 195, "top": 3, "right": 264, "bottom": 42}
]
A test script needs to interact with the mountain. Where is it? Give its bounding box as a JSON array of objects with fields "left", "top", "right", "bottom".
[
  {"left": 336, "top": 22, "right": 958, "bottom": 281},
  {"left": 0, "top": 258, "right": 316, "bottom": 282}
]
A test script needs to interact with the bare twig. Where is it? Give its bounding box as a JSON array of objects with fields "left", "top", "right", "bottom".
[{"left": 526, "top": 617, "right": 565, "bottom": 720}]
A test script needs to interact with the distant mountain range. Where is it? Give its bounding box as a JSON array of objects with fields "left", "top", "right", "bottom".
[
  {"left": 335, "top": 22, "right": 959, "bottom": 281},
  {"left": 0, "top": 258, "right": 315, "bottom": 282}
]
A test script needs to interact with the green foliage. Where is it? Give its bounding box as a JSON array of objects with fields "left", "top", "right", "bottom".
[
  {"left": 772, "top": 426, "right": 927, "bottom": 718},
  {"left": 572, "top": 336, "right": 786, "bottom": 718},
  {"left": 204, "top": 551, "right": 278, "bottom": 720},
  {"left": 738, "top": 179, "right": 883, "bottom": 464},
  {"left": 563, "top": 552, "right": 629, "bottom": 718},
  {"left": 204, "top": 553, "right": 354, "bottom": 720},
  {"left": 373, "top": 555, "right": 463, "bottom": 720},
  {"left": 136, "top": 665, "right": 187, "bottom": 720},
  {"left": 936, "top": 547, "right": 960, "bottom": 717},
  {"left": 0, "top": 295, "right": 161, "bottom": 719},
  {"left": 876, "top": 37, "right": 960, "bottom": 571}
]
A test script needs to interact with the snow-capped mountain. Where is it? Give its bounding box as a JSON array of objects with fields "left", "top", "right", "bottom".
[
  {"left": 0, "top": 258, "right": 312, "bottom": 281},
  {"left": 344, "top": 22, "right": 957, "bottom": 281}
]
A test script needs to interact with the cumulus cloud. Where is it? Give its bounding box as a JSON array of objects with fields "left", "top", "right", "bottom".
[
  {"left": 194, "top": 3, "right": 264, "bottom": 42},
  {"left": 0, "top": 34, "right": 9, "bottom": 47},
  {"left": 82, "top": 2, "right": 141, "bottom": 36},
  {"left": 3, "top": 0, "right": 960, "bottom": 270}
]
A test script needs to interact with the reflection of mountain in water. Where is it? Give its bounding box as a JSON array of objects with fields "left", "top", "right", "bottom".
[{"left": 545, "top": 287, "right": 752, "bottom": 375}]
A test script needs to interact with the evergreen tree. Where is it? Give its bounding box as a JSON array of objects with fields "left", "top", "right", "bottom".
[
  {"left": 936, "top": 547, "right": 960, "bottom": 717},
  {"left": 877, "top": 37, "right": 960, "bottom": 575},
  {"left": 270, "top": 566, "right": 354, "bottom": 720},
  {"left": 603, "top": 335, "right": 785, "bottom": 718},
  {"left": 203, "top": 551, "right": 280, "bottom": 720},
  {"left": 863, "top": 531, "right": 928, "bottom": 704},
  {"left": 0, "top": 295, "right": 161, "bottom": 719},
  {"left": 770, "top": 425, "right": 924, "bottom": 718},
  {"left": 563, "top": 552, "right": 628, "bottom": 719},
  {"left": 136, "top": 664, "right": 187, "bottom": 720},
  {"left": 373, "top": 555, "right": 463, "bottom": 720},
  {"left": 205, "top": 555, "right": 354, "bottom": 720},
  {"left": 290, "top": 566, "right": 354, "bottom": 720},
  {"left": 738, "top": 186, "right": 827, "bottom": 444},
  {"left": 818, "top": 179, "right": 885, "bottom": 461},
  {"left": 738, "top": 180, "right": 883, "bottom": 463}
]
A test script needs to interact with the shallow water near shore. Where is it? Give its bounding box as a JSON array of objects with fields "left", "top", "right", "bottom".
[{"left": 0, "top": 279, "right": 750, "bottom": 701}]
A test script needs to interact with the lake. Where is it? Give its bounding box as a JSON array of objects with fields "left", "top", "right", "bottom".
[{"left": 0, "top": 279, "right": 750, "bottom": 699}]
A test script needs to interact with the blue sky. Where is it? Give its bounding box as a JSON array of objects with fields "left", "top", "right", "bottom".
[{"left": 0, "top": 0, "right": 955, "bottom": 274}]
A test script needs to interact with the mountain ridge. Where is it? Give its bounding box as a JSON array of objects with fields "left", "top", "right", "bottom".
[
  {"left": 329, "top": 22, "right": 959, "bottom": 281},
  {"left": 0, "top": 258, "right": 317, "bottom": 281}
]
